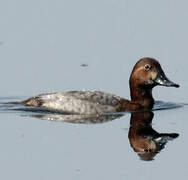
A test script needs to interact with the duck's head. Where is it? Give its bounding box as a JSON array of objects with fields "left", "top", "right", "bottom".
[{"left": 129, "top": 57, "right": 180, "bottom": 89}]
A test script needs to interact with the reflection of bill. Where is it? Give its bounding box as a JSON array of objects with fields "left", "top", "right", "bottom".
[{"left": 128, "top": 111, "right": 179, "bottom": 161}]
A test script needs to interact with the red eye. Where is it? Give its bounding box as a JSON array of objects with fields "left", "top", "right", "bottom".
[{"left": 144, "top": 64, "right": 150, "bottom": 71}]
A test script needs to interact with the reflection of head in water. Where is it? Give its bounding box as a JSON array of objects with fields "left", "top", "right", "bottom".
[{"left": 128, "top": 111, "right": 179, "bottom": 161}]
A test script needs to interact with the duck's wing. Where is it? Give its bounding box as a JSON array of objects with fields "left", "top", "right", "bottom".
[
  {"left": 61, "top": 91, "right": 123, "bottom": 106},
  {"left": 19, "top": 91, "right": 127, "bottom": 114}
]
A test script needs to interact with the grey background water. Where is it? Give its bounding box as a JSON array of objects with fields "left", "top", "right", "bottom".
[{"left": 0, "top": 0, "right": 188, "bottom": 179}]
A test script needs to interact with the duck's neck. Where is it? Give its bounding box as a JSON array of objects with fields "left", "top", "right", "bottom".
[{"left": 130, "top": 84, "right": 154, "bottom": 109}]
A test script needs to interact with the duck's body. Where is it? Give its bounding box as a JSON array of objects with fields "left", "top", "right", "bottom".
[
  {"left": 11, "top": 58, "right": 179, "bottom": 114},
  {"left": 20, "top": 91, "right": 123, "bottom": 114}
]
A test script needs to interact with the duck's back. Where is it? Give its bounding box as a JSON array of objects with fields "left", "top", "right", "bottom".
[{"left": 21, "top": 91, "right": 125, "bottom": 114}]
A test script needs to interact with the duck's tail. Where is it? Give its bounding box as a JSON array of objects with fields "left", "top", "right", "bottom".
[
  {"left": 5, "top": 100, "right": 26, "bottom": 105},
  {"left": 6, "top": 97, "right": 43, "bottom": 107}
]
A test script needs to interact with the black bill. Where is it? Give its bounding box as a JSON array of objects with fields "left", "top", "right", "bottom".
[{"left": 154, "top": 70, "right": 180, "bottom": 88}]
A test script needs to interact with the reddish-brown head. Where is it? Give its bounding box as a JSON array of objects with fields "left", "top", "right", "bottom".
[
  {"left": 129, "top": 57, "right": 179, "bottom": 103},
  {"left": 129, "top": 57, "right": 179, "bottom": 89}
]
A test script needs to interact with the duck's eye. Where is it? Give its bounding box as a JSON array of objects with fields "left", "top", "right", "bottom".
[{"left": 144, "top": 64, "right": 150, "bottom": 71}]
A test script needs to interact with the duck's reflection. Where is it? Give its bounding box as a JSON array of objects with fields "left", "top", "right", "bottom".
[
  {"left": 30, "top": 113, "right": 124, "bottom": 124},
  {"left": 30, "top": 110, "right": 179, "bottom": 161},
  {"left": 4, "top": 103, "right": 125, "bottom": 123},
  {"left": 129, "top": 111, "right": 179, "bottom": 161},
  {"left": 4, "top": 103, "right": 179, "bottom": 161}
]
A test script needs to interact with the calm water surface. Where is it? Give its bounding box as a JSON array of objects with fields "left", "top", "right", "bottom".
[
  {"left": 0, "top": 98, "right": 187, "bottom": 180},
  {"left": 0, "top": 0, "right": 188, "bottom": 179}
]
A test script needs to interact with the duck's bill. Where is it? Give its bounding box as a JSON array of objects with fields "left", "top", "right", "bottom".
[{"left": 154, "top": 72, "right": 180, "bottom": 88}]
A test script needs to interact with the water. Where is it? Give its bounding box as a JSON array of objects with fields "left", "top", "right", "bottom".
[
  {"left": 0, "top": 98, "right": 187, "bottom": 179},
  {"left": 0, "top": 0, "right": 188, "bottom": 179}
]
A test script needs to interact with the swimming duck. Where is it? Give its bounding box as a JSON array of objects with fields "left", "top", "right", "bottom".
[{"left": 11, "top": 57, "right": 179, "bottom": 114}]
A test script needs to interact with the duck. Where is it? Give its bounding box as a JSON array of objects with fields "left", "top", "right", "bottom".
[{"left": 10, "top": 57, "right": 179, "bottom": 114}]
